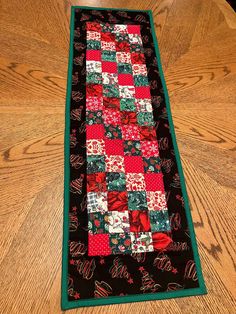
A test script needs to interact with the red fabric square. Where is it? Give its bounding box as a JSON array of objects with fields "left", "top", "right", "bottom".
[
  {"left": 144, "top": 173, "right": 165, "bottom": 192},
  {"left": 116, "top": 41, "right": 130, "bottom": 52},
  {"left": 87, "top": 172, "right": 107, "bottom": 192},
  {"left": 131, "top": 53, "right": 145, "bottom": 64},
  {"left": 121, "top": 125, "right": 140, "bottom": 140},
  {"left": 102, "top": 61, "right": 118, "bottom": 73},
  {"left": 86, "top": 22, "right": 102, "bottom": 32},
  {"left": 103, "top": 109, "right": 121, "bottom": 125},
  {"left": 118, "top": 74, "right": 134, "bottom": 86},
  {"left": 86, "top": 124, "right": 105, "bottom": 139},
  {"left": 86, "top": 50, "right": 101, "bottom": 61},
  {"left": 107, "top": 191, "right": 128, "bottom": 211},
  {"left": 103, "top": 97, "right": 120, "bottom": 110},
  {"left": 86, "top": 84, "right": 103, "bottom": 97},
  {"left": 121, "top": 111, "right": 137, "bottom": 124},
  {"left": 101, "top": 32, "right": 115, "bottom": 42},
  {"left": 124, "top": 156, "right": 144, "bottom": 173},
  {"left": 141, "top": 140, "right": 159, "bottom": 157},
  {"left": 88, "top": 234, "right": 111, "bottom": 256},
  {"left": 135, "top": 86, "right": 151, "bottom": 99},
  {"left": 127, "top": 25, "right": 141, "bottom": 34},
  {"left": 105, "top": 139, "right": 124, "bottom": 155},
  {"left": 129, "top": 210, "right": 151, "bottom": 232},
  {"left": 139, "top": 126, "right": 157, "bottom": 141}
]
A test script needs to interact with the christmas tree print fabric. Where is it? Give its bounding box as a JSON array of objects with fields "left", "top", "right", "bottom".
[
  {"left": 86, "top": 22, "right": 171, "bottom": 256},
  {"left": 62, "top": 7, "right": 206, "bottom": 308}
]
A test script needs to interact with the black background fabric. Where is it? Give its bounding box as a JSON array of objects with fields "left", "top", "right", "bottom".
[{"left": 67, "top": 8, "right": 200, "bottom": 300}]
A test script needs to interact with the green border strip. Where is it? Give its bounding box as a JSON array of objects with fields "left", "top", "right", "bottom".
[{"left": 61, "top": 6, "right": 207, "bottom": 310}]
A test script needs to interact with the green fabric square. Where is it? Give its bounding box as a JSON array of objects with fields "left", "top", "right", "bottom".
[
  {"left": 103, "top": 84, "right": 119, "bottom": 97},
  {"left": 143, "top": 157, "right": 162, "bottom": 173},
  {"left": 128, "top": 191, "right": 148, "bottom": 210},
  {"left": 118, "top": 63, "right": 133, "bottom": 74},
  {"left": 149, "top": 210, "right": 170, "bottom": 232},
  {"left": 106, "top": 172, "right": 126, "bottom": 191},
  {"left": 137, "top": 112, "right": 155, "bottom": 126},
  {"left": 120, "top": 99, "right": 136, "bottom": 111},
  {"left": 86, "top": 72, "right": 102, "bottom": 84},
  {"left": 134, "top": 75, "right": 149, "bottom": 86},
  {"left": 124, "top": 140, "right": 141, "bottom": 156},
  {"left": 87, "top": 155, "right": 105, "bottom": 174},
  {"left": 86, "top": 110, "right": 103, "bottom": 125},
  {"left": 105, "top": 124, "right": 122, "bottom": 139},
  {"left": 110, "top": 234, "right": 132, "bottom": 254},
  {"left": 116, "top": 33, "right": 129, "bottom": 42},
  {"left": 102, "top": 51, "right": 116, "bottom": 62},
  {"left": 130, "top": 43, "right": 144, "bottom": 53},
  {"left": 87, "top": 40, "right": 101, "bottom": 50},
  {"left": 88, "top": 212, "right": 109, "bottom": 234},
  {"left": 101, "top": 23, "right": 114, "bottom": 32}
]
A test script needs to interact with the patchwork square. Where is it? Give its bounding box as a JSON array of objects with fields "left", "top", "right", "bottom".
[
  {"left": 120, "top": 98, "right": 136, "bottom": 111},
  {"left": 132, "top": 64, "right": 147, "bottom": 76},
  {"left": 87, "top": 31, "right": 101, "bottom": 41},
  {"left": 87, "top": 139, "right": 105, "bottom": 155},
  {"left": 104, "top": 124, "right": 122, "bottom": 139},
  {"left": 87, "top": 192, "right": 108, "bottom": 213},
  {"left": 102, "top": 61, "right": 118, "bottom": 73},
  {"left": 102, "top": 72, "right": 118, "bottom": 85},
  {"left": 128, "top": 34, "right": 142, "bottom": 45},
  {"left": 118, "top": 63, "right": 133, "bottom": 74},
  {"left": 126, "top": 173, "right": 146, "bottom": 191},
  {"left": 135, "top": 99, "right": 152, "bottom": 112},
  {"left": 134, "top": 75, "right": 149, "bottom": 87},
  {"left": 116, "top": 52, "right": 131, "bottom": 63},
  {"left": 110, "top": 233, "right": 132, "bottom": 254},
  {"left": 139, "top": 126, "right": 157, "bottom": 141},
  {"left": 113, "top": 24, "right": 128, "bottom": 33},
  {"left": 86, "top": 72, "right": 102, "bottom": 84},
  {"left": 145, "top": 173, "right": 165, "bottom": 192},
  {"left": 121, "top": 125, "right": 140, "bottom": 140},
  {"left": 146, "top": 191, "right": 167, "bottom": 211},
  {"left": 135, "top": 86, "right": 151, "bottom": 99},
  {"left": 86, "top": 124, "right": 105, "bottom": 139},
  {"left": 119, "top": 86, "right": 135, "bottom": 98},
  {"left": 103, "top": 84, "right": 119, "bottom": 97},
  {"left": 149, "top": 210, "right": 171, "bottom": 232},
  {"left": 108, "top": 211, "right": 130, "bottom": 233},
  {"left": 124, "top": 140, "right": 141, "bottom": 156},
  {"left": 131, "top": 53, "right": 145, "bottom": 64},
  {"left": 105, "top": 139, "right": 124, "bottom": 156},
  {"left": 103, "top": 97, "right": 120, "bottom": 110},
  {"left": 86, "top": 110, "right": 103, "bottom": 125},
  {"left": 127, "top": 25, "right": 141, "bottom": 34},
  {"left": 106, "top": 172, "right": 126, "bottom": 191},
  {"left": 101, "top": 41, "right": 116, "bottom": 51},
  {"left": 87, "top": 61, "right": 102, "bottom": 73},
  {"left": 87, "top": 155, "right": 105, "bottom": 174},
  {"left": 105, "top": 155, "right": 125, "bottom": 172},
  {"left": 130, "top": 232, "right": 154, "bottom": 253},
  {"left": 141, "top": 140, "right": 159, "bottom": 157},
  {"left": 103, "top": 109, "right": 121, "bottom": 125},
  {"left": 101, "top": 32, "right": 116, "bottom": 42},
  {"left": 86, "top": 97, "right": 103, "bottom": 111},
  {"left": 124, "top": 156, "right": 144, "bottom": 173},
  {"left": 118, "top": 74, "right": 134, "bottom": 86},
  {"left": 102, "top": 50, "right": 117, "bottom": 62},
  {"left": 86, "top": 50, "right": 102, "bottom": 61},
  {"left": 87, "top": 40, "right": 101, "bottom": 50},
  {"left": 120, "top": 111, "right": 137, "bottom": 124},
  {"left": 115, "top": 33, "right": 130, "bottom": 43},
  {"left": 87, "top": 172, "right": 107, "bottom": 192},
  {"left": 115, "top": 41, "right": 130, "bottom": 52},
  {"left": 88, "top": 212, "right": 109, "bottom": 234},
  {"left": 88, "top": 234, "right": 111, "bottom": 256},
  {"left": 128, "top": 191, "right": 148, "bottom": 210},
  {"left": 86, "top": 22, "right": 102, "bottom": 32},
  {"left": 143, "top": 157, "right": 162, "bottom": 173},
  {"left": 108, "top": 191, "right": 128, "bottom": 212},
  {"left": 86, "top": 84, "right": 103, "bottom": 98},
  {"left": 129, "top": 210, "right": 151, "bottom": 232}
]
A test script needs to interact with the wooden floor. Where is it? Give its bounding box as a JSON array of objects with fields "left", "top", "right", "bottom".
[{"left": 0, "top": 0, "right": 236, "bottom": 313}]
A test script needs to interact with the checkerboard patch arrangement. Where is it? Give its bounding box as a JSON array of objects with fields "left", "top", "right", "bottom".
[{"left": 86, "top": 22, "right": 171, "bottom": 256}]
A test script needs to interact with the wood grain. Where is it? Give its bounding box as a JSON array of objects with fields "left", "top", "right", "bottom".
[{"left": 0, "top": 0, "right": 236, "bottom": 313}]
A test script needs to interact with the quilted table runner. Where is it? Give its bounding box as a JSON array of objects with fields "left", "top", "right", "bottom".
[{"left": 62, "top": 6, "right": 206, "bottom": 310}]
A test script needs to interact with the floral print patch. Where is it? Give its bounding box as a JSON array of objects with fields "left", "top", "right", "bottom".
[{"left": 86, "top": 23, "right": 171, "bottom": 256}]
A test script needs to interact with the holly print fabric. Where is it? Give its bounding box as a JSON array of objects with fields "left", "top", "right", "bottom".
[
  {"left": 85, "top": 22, "right": 171, "bottom": 256},
  {"left": 63, "top": 7, "right": 206, "bottom": 308}
]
